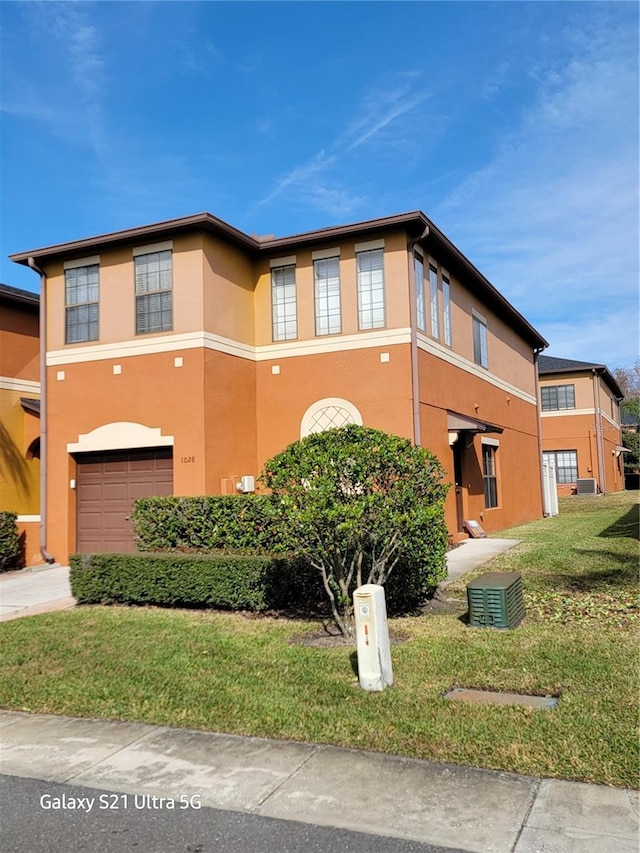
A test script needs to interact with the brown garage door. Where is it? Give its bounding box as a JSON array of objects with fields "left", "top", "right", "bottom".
[{"left": 76, "top": 448, "right": 173, "bottom": 553}]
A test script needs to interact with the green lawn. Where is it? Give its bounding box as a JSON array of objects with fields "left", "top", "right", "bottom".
[{"left": 1, "top": 492, "right": 637, "bottom": 788}]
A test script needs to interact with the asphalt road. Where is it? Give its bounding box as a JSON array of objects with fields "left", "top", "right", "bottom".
[{"left": 0, "top": 775, "right": 470, "bottom": 853}]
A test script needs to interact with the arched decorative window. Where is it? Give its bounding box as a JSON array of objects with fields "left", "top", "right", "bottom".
[{"left": 300, "top": 398, "right": 363, "bottom": 438}]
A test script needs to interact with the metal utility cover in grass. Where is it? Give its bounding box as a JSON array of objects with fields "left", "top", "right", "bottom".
[
  {"left": 444, "top": 688, "right": 558, "bottom": 710},
  {"left": 466, "top": 571, "right": 524, "bottom": 629}
]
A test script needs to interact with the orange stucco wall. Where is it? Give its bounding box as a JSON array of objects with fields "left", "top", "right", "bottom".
[
  {"left": 417, "top": 350, "right": 542, "bottom": 535},
  {"left": 36, "top": 221, "right": 548, "bottom": 563},
  {"left": 1, "top": 302, "right": 39, "bottom": 381},
  {"left": 540, "top": 372, "right": 624, "bottom": 494}
]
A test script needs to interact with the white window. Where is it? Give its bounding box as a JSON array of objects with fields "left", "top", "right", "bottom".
[
  {"left": 314, "top": 257, "right": 341, "bottom": 335},
  {"left": 65, "top": 265, "right": 99, "bottom": 343},
  {"left": 415, "top": 253, "right": 426, "bottom": 332},
  {"left": 271, "top": 264, "right": 297, "bottom": 341},
  {"left": 543, "top": 450, "right": 578, "bottom": 484},
  {"left": 135, "top": 250, "right": 173, "bottom": 334},
  {"left": 300, "top": 397, "right": 363, "bottom": 438},
  {"left": 541, "top": 384, "right": 576, "bottom": 411},
  {"left": 357, "top": 248, "right": 385, "bottom": 330},
  {"left": 429, "top": 264, "right": 440, "bottom": 339},
  {"left": 473, "top": 313, "right": 488, "bottom": 368},
  {"left": 442, "top": 274, "right": 452, "bottom": 346}
]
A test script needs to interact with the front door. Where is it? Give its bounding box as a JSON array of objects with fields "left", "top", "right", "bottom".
[{"left": 452, "top": 439, "right": 465, "bottom": 533}]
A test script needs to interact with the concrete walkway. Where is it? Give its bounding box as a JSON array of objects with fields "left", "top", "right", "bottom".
[
  {"left": 0, "top": 564, "right": 74, "bottom": 622},
  {"left": 1, "top": 711, "right": 637, "bottom": 853}
]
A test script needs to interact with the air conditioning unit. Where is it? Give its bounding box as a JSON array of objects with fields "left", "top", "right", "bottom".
[
  {"left": 576, "top": 478, "right": 598, "bottom": 495},
  {"left": 236, "top": 475, "right": 255, "bottom": 494}
]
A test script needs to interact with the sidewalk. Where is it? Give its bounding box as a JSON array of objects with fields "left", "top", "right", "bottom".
[
  {"left": 2, "top": 541, "right": 637, "bottom": 851},
  {"left": 1, "top": 710, "right": 637, "bottom": 853}
]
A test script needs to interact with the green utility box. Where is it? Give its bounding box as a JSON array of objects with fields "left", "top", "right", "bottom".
[{"left": 466, "top": 572, "right": 524, "bottom": 629}]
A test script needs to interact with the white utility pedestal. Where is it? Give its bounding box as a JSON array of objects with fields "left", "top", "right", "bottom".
[{"left": 353, "top": 584, "right": 393, "bottom": 691}]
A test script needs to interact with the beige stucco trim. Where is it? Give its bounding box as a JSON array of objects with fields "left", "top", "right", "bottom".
[
  {"left": 132, "top": 240, "right": 173, "bottom": 257},
  {"left": 47, "top": 328, "right": 412, "bottom": 365},
  {"left": 0, "top": 376, "right": 41, "bottom": 393},
  {"left": 63, "top": 255, "right": 100, "bottom": 270},
  {"left": 540, "top": 408, "right": 596, "bottom": 418},
  {"left": 601, "top": 411, "right": 621, "bottom": 429},
  {"left": 17, "top": 515, "right": 41, "bottom": 523},
  {"left": 67, "top": 421, "right": 174, "bottom": 453},
  {"left": 311, "top": 247, "right": 341, "bottom": 261},
  {"left": 269, "top": 255, "right": 296, "bottom": 268},
  {"left": 354, "top": 238, "right": 385, "bottom": 252},
  {"left": 256, "top": 328, "right": 411, "bottom": 361},
  {"left": 300, "top": 397, "right": 363, "bottom": 438},
  {"left": 481, "top": 437, "right": 500, "bottom": 447},
  {"left": 417, "top": 333, "right": 537, "bottom": 405}
]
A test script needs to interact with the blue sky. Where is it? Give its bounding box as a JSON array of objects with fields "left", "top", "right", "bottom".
[{"left": 2, "top": 1, "right": 638, "bottom": 370}]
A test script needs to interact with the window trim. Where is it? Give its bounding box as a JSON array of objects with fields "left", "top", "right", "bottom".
[
  {"left": 65, "top": 263, "right": 99, "bottom": 344},
  {"left": 472, "top": 311, "right": 488, "bottom": 368},
  {"left": 271, "top": 263, "right": 298, "bottom": 342},
  {"left": 313, "top": 255, "right": 341, "bottom": 336},
  {"left": 442, "top": 271, "right": 452, "bottom": 347},
  {"left": 414, "top": 252, "right": 426, "bottom": 333},
  {"left": 356, "top": 247, "right": 386, "bottom": 330},
  {"left": 482, "top": 443, "right": 499, "bottom": 509},
  {"left": 429, "top": 263, "right": 440, "bottom": 339},
  {"left": 543, "top": 449, "right": 578, "bottom": 484},
  {"left": 541, "top": 384, "right": 576, "bottom": 412},
  {"left": 134, "top": 249, "right": 174, "bottom": 336}
]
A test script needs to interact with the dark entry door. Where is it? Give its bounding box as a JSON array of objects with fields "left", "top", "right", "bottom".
[
  {"left": 452, "top": 439, "right": 465, "bottom": 533},
  {"left": 76, "top": 448, "right": 173, "bottom": 553}
]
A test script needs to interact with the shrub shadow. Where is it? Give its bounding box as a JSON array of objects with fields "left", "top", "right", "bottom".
[{"left": 598, "top": 505, "right": 639, "bottom": 541}]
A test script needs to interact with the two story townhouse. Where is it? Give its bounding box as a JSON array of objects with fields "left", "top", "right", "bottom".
[
  {"left": 0, "top": 284, "right": 41, "bottom": 565},
  {"left": 10, "top": 211, "right": 548, "bottom": 564},
  {"left": 538, "top": 355, "right": 625, "bottom": 495}
]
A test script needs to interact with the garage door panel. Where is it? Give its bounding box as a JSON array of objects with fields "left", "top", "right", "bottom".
[{"left": 76, "top": 448, "right": 173, "bottom": 553}]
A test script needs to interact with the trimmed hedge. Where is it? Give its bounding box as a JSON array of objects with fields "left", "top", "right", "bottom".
[
  {"left": 0, "top": 512, "right": 21, "bottom": 572},
  {"left": 69, "top": 552, "right": 301, "bottom": 611},
  {"left": 131, "top": 494, "right": 447, "bottom": 614},
  {"left": 131, "top": 495, "right": 276, "bottom": 553}
]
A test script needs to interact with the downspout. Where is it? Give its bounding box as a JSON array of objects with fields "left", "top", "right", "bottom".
[
  {"left": 27, "top": 257, "right": 55, "bottom": 563},
  {"left": 533, "top": 347, "right": 547, "bottom": 515},
  {"left": 407, "top": 226, "right": 429, "bottom": 446},
  {"left": 592, "top": 369, "right": 606, "bottom": 493}
]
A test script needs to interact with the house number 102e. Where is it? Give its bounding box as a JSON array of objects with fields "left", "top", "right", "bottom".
[{"left": 180, "top": 456, "right": 195, "bottom": 464}]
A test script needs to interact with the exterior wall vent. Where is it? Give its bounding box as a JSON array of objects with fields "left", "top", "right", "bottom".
[
  {"left": 576, "top": 478, "right": 598, "bottom": 495},
  {"left": 466, "top": 572, "right": 525, "bottom": 629}
]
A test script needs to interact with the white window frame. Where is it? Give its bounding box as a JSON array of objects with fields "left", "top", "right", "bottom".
[
  {"left": 357, "top": 248, "right": 385, "bottom": 330},
  {"left": 543, "top": 450, "right": 578, "bottom": 484},
  {"left": 313, "top": 256, "right": 341, "bottom": 336},
  {"left": 271, "top": 264, "right": 297, "bottom": 341}
]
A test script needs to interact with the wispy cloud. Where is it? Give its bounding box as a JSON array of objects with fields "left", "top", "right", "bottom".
[
  {"left": 438, "top": 15, "right": 638, "bottom": 368},
  {"left": 254, "top": 71, "right": 431, "bottom": 216}
]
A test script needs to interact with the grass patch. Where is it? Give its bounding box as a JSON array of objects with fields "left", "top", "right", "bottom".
[{"left": 0, "top": 493, "right": 637, "bottom": 788}]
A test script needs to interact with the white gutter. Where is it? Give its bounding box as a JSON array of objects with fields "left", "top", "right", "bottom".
[{"left": 407, "top": 226, "right": 429, "bottom": 446}]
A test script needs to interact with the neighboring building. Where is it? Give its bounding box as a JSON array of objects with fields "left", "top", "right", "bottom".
[
  {"left": 538, "top": 355, "right": 625, "bottom": 495},
  {"left": 0, "top": 283, "right": 41, "bottom": 565},
  {"left": 10, "top": 211, "right": 548, "bottom": 564}
]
